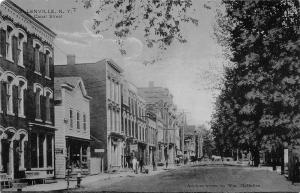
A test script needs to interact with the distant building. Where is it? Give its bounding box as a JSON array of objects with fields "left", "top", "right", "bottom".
[
  {"left": 0, "top": 0, "right": 56, "bottom": 179},
  {"left": 146, "top": 110, "right": 158, "bottom": 166},
  {"left": 184, "top": 125, "right": 203, "bottom": 161},
  {"left": 54, "top": 77, "right": 91, "bottom": 178},
  {"left": 138, "top": 82, "right": 177, "bottom": 164},
  {"left": 55, "top": 56, "right": 123, "bottom": 172}
]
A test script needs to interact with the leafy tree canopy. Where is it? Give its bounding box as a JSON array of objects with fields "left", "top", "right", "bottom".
[{"left": 80, "top": 0, "right": 199, "bottom": 63}]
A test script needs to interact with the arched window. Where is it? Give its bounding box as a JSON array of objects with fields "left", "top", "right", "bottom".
[
  {"left": 5, "top": 22, "right": 16, "bottom": 62},
  {"left": 33, "top": 40, "right": 42, "bottom": 74},
  {"left": 2, "top": 71, "right": 17, "bottom": 115},
  {"left": 17, "top": 76, "right": 28, "bottom": 117},
  {"left": 0, "top": 18, "right": 4, "bottom": 57},
  {"left": 33, "top": 83, "right": 43, "bottom": 121},
  {"left": 44, "top": 47, "right": 52, "bottom": 78},
  {"left": 44, "top": 87, "right": 53, "bottom": 123},
  {"left": 16, "top": 29, "right": 27, "bottom": 67}
]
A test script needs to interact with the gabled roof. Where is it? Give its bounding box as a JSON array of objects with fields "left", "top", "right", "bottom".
[{"left": 54, "top": 76, "right": 91, "bottom": 101}]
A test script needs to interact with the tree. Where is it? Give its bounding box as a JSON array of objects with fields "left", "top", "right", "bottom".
[
  {"left": 201, "top": 127, "right": 215, "bottom": 158},
  {"left": 213, "top": 0, "right": 300, "bottom": 166},
  {"left": 80, "top": 0, "right": 199, "bottom": 62}
]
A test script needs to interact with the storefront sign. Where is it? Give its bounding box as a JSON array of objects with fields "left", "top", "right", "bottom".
[
  {"left": 95, "top": 149, "right": 105, "bottom": 153},
  {"left": 130, "top": 144, "right": 138, "bottom": 152},
  {"left": 55, "top": 148, "right": 64, "bottom": 154}
]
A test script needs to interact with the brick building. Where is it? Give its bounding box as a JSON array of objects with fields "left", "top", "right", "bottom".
[
  {"left": 55, "top": 56, "right": 123, "bottom": 172},
  {"left": 54, "top": 77, "right": 91, "bottom": 178},
  {"left": 0, "top": 0, "right": 56, "bottom": 179}
]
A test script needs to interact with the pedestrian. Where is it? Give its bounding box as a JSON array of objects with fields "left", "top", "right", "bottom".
[
  {"left": 292, "top": 157, "right": 299, "bottom": 185},
  {"left": 152, "top": 160, "right": 156, "bottom": 171},
  {"left": 132, "top": 156, "right": 138, "bottom": 174},
  {"left": 140, "top": 158, "right": 144, "bottom": 173}
]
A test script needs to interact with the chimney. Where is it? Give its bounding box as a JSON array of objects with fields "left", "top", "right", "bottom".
[
  {"left": 67, "top": 55, "right": 76, "bottom": 65},
  {"left": 149, "top": 81, "right": 154, "bottom": 88}
]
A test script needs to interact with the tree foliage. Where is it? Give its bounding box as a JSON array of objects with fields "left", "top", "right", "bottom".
[
  {"left": 81, "top": 0, "right": 198, "bottom": 60},
  {"left": 212, "top": 0, "right": 300, "bottom": 166}
]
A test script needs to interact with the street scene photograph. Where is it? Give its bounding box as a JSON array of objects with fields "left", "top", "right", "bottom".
[{"left": 0, "top": 0, "right": 299, "bottom": 192}]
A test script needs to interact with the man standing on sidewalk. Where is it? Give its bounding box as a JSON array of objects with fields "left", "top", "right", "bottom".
[
  {"left": 140, "top": 158, "right": 144, "bottom": 173},
  {"left": 132, "top": 156, "right": 138, "bottom": 174}
]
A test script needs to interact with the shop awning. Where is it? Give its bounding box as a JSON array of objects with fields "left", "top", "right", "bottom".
[{"left": 66, "top": 136, "right": 92, "bottom": 143}]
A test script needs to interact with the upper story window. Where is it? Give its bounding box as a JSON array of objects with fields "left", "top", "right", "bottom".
[
  {"left": 34, "top": 83, "right": 43, "bottom": 121},
  {"left": 69, "top": 108, "right": 73, "bottom": 128},
  {"left": 110, "top": 79, "right": 114, "bottom": 101},
  {"left": 33, "top": 40, "right": 42, "bottom": 74},
  {"left": 83, "top": 113, "right": 87, "bottom": 132},
  {"left": 44, "top": 48, "right": 52, "bottom": 78},
  {"left": 6, "top": 24, "right": 14, "bottom": 62},
  {"left": 17, "top": 30, "right": 27, "bottom": 67},
  {"left": 76, "top": 111, "right": 80, "bottom": 130},
  {"left": 5, "top": 76, "right": 13, "bottom": 115},
  {"left": 44, "top": 87, "right": 53, "bottom": 123},
  {"left": 18, "top": 79, "right": 27, "bottom": 117}
]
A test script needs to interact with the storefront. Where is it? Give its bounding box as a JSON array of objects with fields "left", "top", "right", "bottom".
[
  {"left": 137, "top": 141, "right": 147, "bottom": 164},
  {"left": 0, "top": 127, "right": 29, "bottom": 179},
  {"left": 107, "top": 134, "right": 124, "bottom": 170},
  {"left": 29, "top": 123, "right": 55, "bottom": 178},
  {"left": 149, "top": 146, "right": 156, "bottom": 165},
  {"left": 66, "top": 137, "right": 90, "bottom": 175}
]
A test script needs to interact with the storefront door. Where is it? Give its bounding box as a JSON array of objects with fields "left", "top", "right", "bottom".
[
  {"left": 13, "top": 141, "right": 21, "bottom": 178},
  {"left": 2, "top": 140, "right": 9, "bottom": 173}
]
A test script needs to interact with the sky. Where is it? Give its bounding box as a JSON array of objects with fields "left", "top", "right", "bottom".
[{"left": 10, "top": 0, "right": 224, "bottom": 127}]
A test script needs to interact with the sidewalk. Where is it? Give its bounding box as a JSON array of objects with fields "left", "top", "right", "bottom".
[{"left": 3, "top": 165, "right": 179, "bottom": 192}]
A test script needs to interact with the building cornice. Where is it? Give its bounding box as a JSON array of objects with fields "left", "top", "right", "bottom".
[{"left": 1, "top": 0, "right": 56, "bottom": 46}]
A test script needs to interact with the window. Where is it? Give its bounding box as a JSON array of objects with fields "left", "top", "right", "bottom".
[
  {"left": 45, "top": 50, "right": 50, "bottom": 77},
  {"left": 76, "top": 111, "right": 80, "bottom": 130},
  {"left": 115, "top": 83, "right": 118, "bottom": 103},
  {"left": 114, "top": 111, "right": 117, "bottom": 132},
  {"left": 33, "top": 41, "right": 42, "bottom": 74},
  {"left": 45, "top": 92, "right": 51, "bottom": 122},
  {"left": 6, "top": 25, "right": 13, "bottom": 61},
  {"left": 30, "top": 133, "right": 38, "bottom": 168},
  {"left": 17, "top": 31, "right": 26, "bottom": 67},
  {"left": 35, "top": 88, "right": 41, "bottom": 120},
  {"left": 38, "top": 134, "right": 44, "bottom": 168},
  {"left": 114, "top": 82, "right": 117, "bottom": 102},
  {"left": 18, "top": 81, "right": 26, "bottom": 117},
  {"left": 107, "top": 78, "right": 110, "bottom": 99},
  {"left": 128, "top": 119, "right": 131, "bottom": 136},
  {"left": 107, "top": 109, "right": 111, "bottom": 131},
  {"left": 83, "top": 113, "right": 87, "bottom": 132},
  {"left": 69, "top": 109, "right": 73, "bottom": 128},
  {"left": 110, "top": 110, "right": 114, "bottom": 131},
  {"left": 5, "top": 80, "right": 13, "bottom": 114},
  {"left": 110, "top": 80, "right": 114, "bottom": 100}
]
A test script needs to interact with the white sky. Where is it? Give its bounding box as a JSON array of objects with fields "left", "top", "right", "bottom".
[{"left": 11, "top": 0, "right": 224, "bottom": 126}]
